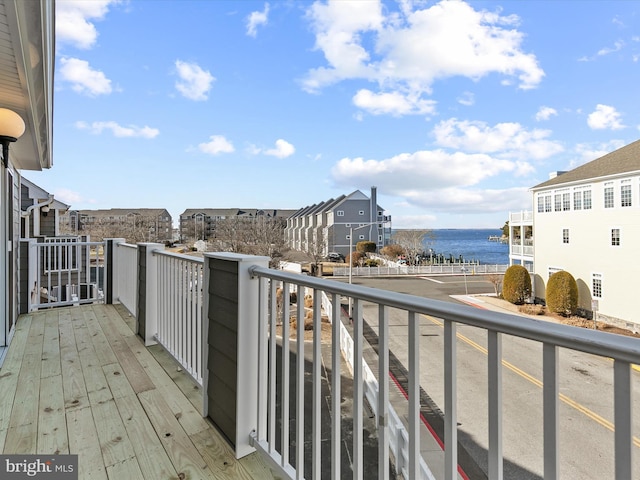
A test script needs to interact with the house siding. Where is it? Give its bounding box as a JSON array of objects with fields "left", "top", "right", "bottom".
[{"left": 533, "top": 169, "right": 640, "bottom": 329}]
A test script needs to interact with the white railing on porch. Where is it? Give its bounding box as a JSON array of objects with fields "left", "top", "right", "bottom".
[
  {"left": 106, "top": 248, "right": 638, "bottom": 480},
  {"left": 154, "top": 250, "right": 204, "bottom": 384},
  {"left": 245, "top": 263, "right": 638, "bottom": 480},
  {"left": 30, "top": 238, "right": 105, "bottom": 310}
]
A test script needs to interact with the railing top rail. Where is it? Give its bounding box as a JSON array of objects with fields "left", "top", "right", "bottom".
[
  {"left": 35, "top": 240, "right": 105, "bottom": 247},
  {"left": 153, "top": 249, "right": 204, "bottom": 265},
  {"left": 248, "top": 265, "right": 640, "bottom": 364},
  {"left": 116, "top": 242, "right": 138, "bottom": 249}
]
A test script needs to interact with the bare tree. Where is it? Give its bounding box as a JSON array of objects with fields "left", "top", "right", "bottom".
[
  {"left": 392, "top": 229, "right": 432, "bottom": 265},
  {"left": 61, "top": 215, "right": 162, "bottom": 243},
  {"left": 486, "top": 273, "right": 503, "bottom": 296}
]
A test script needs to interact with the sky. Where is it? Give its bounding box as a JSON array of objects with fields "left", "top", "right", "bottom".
[{"left": 25, "top": 0, "right": 640, "bottom": 229}]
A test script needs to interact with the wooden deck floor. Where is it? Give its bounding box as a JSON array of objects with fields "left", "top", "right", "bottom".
[{"left": 0, "top": 304, "right": 278, "bottom": 480}]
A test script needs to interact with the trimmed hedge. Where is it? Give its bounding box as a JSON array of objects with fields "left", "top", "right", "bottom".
[
  {"left": 502, "top": 265, "right": 531, "bottom": 305},
  {"left": 546, "top": 270, "right": 578, "bottom": 316}
]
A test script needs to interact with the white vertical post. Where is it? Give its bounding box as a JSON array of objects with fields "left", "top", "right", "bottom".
[
  {"left": 26, "top": 239, "right": 38, "bottom": 312},
  {"left": 488, "top": 330, "right": 503, "bottom": 480},
  {"left": 444, "top": 320, "right": 458, "bottom": 480},
  {"left": 408, "top": 311, "right": 420, "bottom": 480},
  {"left": 378, "top": 305, "right": 390, "bottom": 480}
]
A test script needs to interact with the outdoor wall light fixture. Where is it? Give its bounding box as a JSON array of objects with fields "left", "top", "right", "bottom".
[{"left": 0, "top": 108, "right": 26, "bottom": 168}]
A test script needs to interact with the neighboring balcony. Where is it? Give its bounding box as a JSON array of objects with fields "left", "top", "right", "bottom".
[
  {"left": 3, "top": 237, "right": 640, "bottom": 479},
  {"left": 508, "top": 211, "right": 534, "bottom": 266}
]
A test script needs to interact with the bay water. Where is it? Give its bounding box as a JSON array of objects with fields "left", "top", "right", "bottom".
[{"left": 425, "top": 228, "right": 509, "bottom": 265}]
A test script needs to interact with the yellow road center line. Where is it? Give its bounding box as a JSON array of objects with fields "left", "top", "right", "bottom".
[{"left": 423, "top": 314, "right": 640, "bottom": 449}]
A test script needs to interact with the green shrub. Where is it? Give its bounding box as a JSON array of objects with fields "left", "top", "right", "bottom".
[
  {"left": 502, "top": 265, "right": 531, "bottom": 304},
  {"left": 356, "top": 241, "right": 377, "bottom": 253},
  {"left": 546, "top": 270, "right": 578, "bottom": 316}
]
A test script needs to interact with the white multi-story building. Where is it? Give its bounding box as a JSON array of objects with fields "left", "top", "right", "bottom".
[{"left": 515, "top": 139, "right": 640, "bottom": 330}]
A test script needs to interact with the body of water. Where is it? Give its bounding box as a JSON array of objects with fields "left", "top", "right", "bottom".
[{"left": 426, "top": 228, "right": 509, "bottom": 265}]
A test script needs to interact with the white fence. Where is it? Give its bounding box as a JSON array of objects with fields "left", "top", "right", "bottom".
[
  {"left": 334, "top": 263, "right": 511, "bottom": 277},
  {"left": 155, "top": 250, "right": 205, "bottom": 384}
]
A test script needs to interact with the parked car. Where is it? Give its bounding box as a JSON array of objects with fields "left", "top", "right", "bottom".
[{"left": 326, "top": 252, "right": 345, "bottom": 263}]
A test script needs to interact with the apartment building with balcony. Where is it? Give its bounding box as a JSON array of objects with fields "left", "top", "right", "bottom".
[
  {"left": 60, "top": 208, "right": 173, "bottom": 243},
  {"left": 179, "top": 208, "right": 296, "bottom": 243},
  {"left": 285, "top": 187, "right": 392, "bottom": 257},
  {"left": 513, "top": 139, "right": 640, "bottom": 330}
]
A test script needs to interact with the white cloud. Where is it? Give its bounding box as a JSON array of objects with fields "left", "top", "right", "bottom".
[
  {"left": 302, "top": 0, "right": 543, "bottom": 97},
  {"left": 247, "top": 3, "right": 270, "bottom": 37},
  {"left": 56, "top": 0, "right": 121, "bottom": 49},
  {"left": 352, "top": 89, "right": 436, "bottom": 116},
  {"left": 331, "top": 150, "right": 516, "bottom": 192},
  {"left": 402, "top": 186, "right": 531, "bottom": 213},
  {"left": 198, "top": 135, "right": 235, "bottom": 155},
  {"left": 54, "top": 188, "right": 84, "bottom": 205},
  {"left": 175, "top": 60, "right": 215, "bottom": 101},
  {"left": 535, "top": 106, "right": 557, "bottom": 121},
  {"left": 457, "top": 91, "right": 475, "bottom": 106},
  {"left": 597, "top": 40, "right": 625, "bottom": 57},
  {"left": 59, "top": 57, "right": 112, "bottom": 96},
  {"left": 76, "top": 121, "right": 159, "bottom": 138},
  {"left": 432, "top": 118, "right": 564, "bottom": 160},
  {"left": 265, "top": 139, "right": 295, "bottom": 158},
  {"left": 569, "top": 140, "right": 626, "bottom": 168},
  {"left": 587, "top": 104, "right": 625, "bottom": 130}
]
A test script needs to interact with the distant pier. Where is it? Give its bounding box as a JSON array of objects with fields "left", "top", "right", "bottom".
[{"left": 488, "top": 235, "right": 508, "bottom": 244}]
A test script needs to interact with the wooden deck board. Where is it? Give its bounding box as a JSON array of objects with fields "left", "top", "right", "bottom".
[
  {"left": 37, "top": 375, "right": 68, "bottom": 455},
  {"left": 0, "top": 315, "right": 31, "bottom": 452},
  {"left": 0, "top": 304, "right": 272, "bottom": 480}
]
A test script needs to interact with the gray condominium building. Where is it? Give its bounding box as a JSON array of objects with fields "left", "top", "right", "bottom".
[{"left": 285, "top": 187, "right": 392, "bottom": 257}]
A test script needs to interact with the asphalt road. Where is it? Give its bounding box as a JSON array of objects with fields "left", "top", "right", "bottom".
[{"left": 339, "top": 274, "right": 640, "bottom": 480}]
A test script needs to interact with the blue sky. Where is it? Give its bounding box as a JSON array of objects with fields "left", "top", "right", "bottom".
[{"left": 26, "top": 0, "right": 640, "bottom": 229}]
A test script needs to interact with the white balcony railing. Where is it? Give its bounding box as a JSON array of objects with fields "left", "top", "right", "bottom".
[
  {"left": 155, "top": 250, "right": 204, "bottom": 384},
  {"left": 99, "top": 248, "right": 639, "bottom": 480}
]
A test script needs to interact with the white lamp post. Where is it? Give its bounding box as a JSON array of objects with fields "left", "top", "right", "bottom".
[
  {"left": 348, "top": 220, "right": 388, "bottom": 318},
  {"left": 461, "top": 266, "right": 468, "bottom": 295}
]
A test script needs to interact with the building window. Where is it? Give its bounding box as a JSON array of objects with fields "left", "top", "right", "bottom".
[
  {"left": 345, "top": 223, "right": 351, "bottom": 227},
  {"left": 554, "top": 194, "right": 562, "bottom": 211},
  {"left": 573, "top": 191, "right": 582, "bottom": 210},
  {"left": 583, "top": 190, "right": 592, "bottom": 209},
  {"left": 562, "top": 229, "right": 569, "bottom": 244},
  {"left": 562, "top": 192, "right": 570, "bottom": 211},
  {"left": 537, "top": 196, "right": 544, "bottom": 213},
  {"left": 359, "top": 234, "right": 365, "bottom": 240},
  {"left": 378, "top": 235, "right": 383, "bottom": 242},
  {"left": 359, "top": 210, "right": 365, "bottom": 215},
  {"left": 345, "top": 234, "right": 351, "bottom": 240},
  {"left": 337, "top": 210, "right": 344, "bottom": 216},
  {"left": 592, "top": 273, "right": 602, "bottom": 298},
  {"left": 544, "top": 196, "right": 552, "bottom": 212},
  {"left": 604, "top": 184, "right": 614, "bottom": 208},
  {"left": 621, "top": 183, "right": 632, "bottom": 207},
  {"left": 611, "top": 228, "right": 620, "bottom": 246}
]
